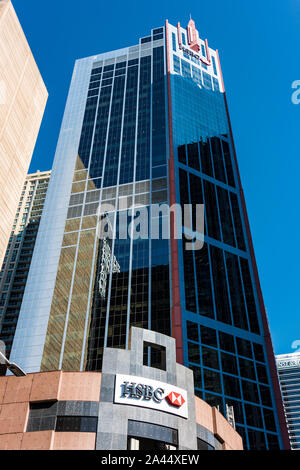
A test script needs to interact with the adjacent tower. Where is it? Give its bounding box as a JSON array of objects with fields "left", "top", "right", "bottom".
[
  {"left": 276, "top": 353, "right": 300, "bottom": 450},
  {"left": 0, "top": 0, "right": 48, "bottom": 266},
  {"left": 9, "top": 18, "right": 288, "bottom": 450},
  {"left": 0, "top": 170, "right": 51, "bottom": 357}
]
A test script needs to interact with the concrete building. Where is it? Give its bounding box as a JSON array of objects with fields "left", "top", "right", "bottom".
[
  {"left": 0, "top": 170, "right": 51, "bottom": 357},
  {"left": 8, "top": 18, "right": 288, "bottom": 449},
  {"left": 0, "top": 0, "right": 48, "bottom": 267},
  {"left": 276, "top": 353, "right": 300, "bottom": 450},
  {"left": 0, "top": 328, "right": 243, "bottom": 450}
]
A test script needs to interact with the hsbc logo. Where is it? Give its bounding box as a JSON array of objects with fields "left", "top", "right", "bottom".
[
  {"left": 177, "top": 18, "right": 212, "bottom": 67},
  {"left": 166, "top": 391, "right": 186, "bottom": 408},
  {"left": 114, "top": 374, "right": 188, "bottom": 418}
]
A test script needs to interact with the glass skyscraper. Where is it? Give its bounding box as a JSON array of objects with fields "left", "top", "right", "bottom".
[
  {"left": 0, "top": 171, "right": 51, "bottom": 358},
  {"left": 276, "top": 353, "right": 300, "bottom": 450},
  {"left": 9, "top": 18, "right": 289, "bottom": 450}
]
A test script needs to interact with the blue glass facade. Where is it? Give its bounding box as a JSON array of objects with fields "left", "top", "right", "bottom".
[{"left": 167, "top": 21, "right": 287, "bottom": 449}]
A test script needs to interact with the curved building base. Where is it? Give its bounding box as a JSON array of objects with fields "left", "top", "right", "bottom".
[{"left": 0, "top": 328, "right": 242, "bottom": 450}]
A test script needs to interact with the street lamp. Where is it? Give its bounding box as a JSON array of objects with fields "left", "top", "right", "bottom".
[{"left": 0, "top": 350, "right": 26, "bottom": 377}]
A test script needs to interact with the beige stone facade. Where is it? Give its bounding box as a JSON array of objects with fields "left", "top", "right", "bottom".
[{"left": 0, "top": 0, "right": 48, "bottom": 267}]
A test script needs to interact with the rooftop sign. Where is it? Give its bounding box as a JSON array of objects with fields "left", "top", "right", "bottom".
[{"left": 277, "top": 359, "right": 300, "bottom": 369}]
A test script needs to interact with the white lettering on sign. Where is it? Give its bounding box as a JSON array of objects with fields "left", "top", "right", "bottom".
[{"left": 277, "top": 360, "right": 300, "bottom": 369}]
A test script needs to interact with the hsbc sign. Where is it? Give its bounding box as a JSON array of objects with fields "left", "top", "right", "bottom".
[{"left": 114, "top": 374, "right": 188, "bottom": 419}]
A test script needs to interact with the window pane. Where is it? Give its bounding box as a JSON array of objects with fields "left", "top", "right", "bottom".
[{"left": 202, "top": 346, "right": 220, "bottom": 370}]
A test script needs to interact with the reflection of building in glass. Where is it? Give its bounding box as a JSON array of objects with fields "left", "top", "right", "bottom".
[
  {"left": 276, "top": 353, "right": 300, "bottom": 450},
  {"left": 0, "top": 171, "right": 51, "bottom": 357},
  {"left": 98, "top": 238, "right": 120, "bottom": 299},
  {"left": 9, "top": 18, "right": 288, "bottom": 450}
]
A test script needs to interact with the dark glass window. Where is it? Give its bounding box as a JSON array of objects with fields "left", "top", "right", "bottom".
[
  {"left": 199, "top": 139, "right": 213, "bottom": 177},
  {"left": 116, "top": 62, "right": 127, "bottom": 69},
  {"left": 236, "top": 425, "right": 247, "bottom": 448},
  {"left": 203, "top": 369, "right": 222, "bottom": 394},
  {"left": 225, "top": 252, "right": 248, "bottom": 330},
  {"left": 211, "top": 56, "right": 217, "bottom": 75},
  {"left": 55, "top": 416, "right": 98, "bottom": 433},
  {"left": 197, "top": 438, "right": 214, "bottom": 450},
  {"left": 263, "top": 408, "right": 277, "bottom": 432},
  {"left": 200, "top": 325, "right": 217, "bottom": 348},
  {"left": 172, "top": 32, "right": 177, "bottom": 52},
  {"left": 217, "top": 187, "right": 235, "bottom": 247},
  {"left": 221, "top": 351, "right": 238, "bottom": 375},
  {"left": 239, "top": 258, "right": 260, "bottom": 334},
  {"left": 236, "top": 337, "right": 253, "bottom": 359},
  {"left": 245, "top": 404, "right": 263, "bottom": 429},
  {"left": 187, "top": 143, "right": 200, "bottom": 171},
  {"left": 183, "top": 241, "right": 197, "bottom": 313},
  {"left": 194, "top": 244, "right": 214, "bottom": 319},
  {"left": 181, "top": 59, "right": 191, "bottom": 78},
  {"left": 189, "top": 173, "right": 204, "bottom": 233},
  {"left": 242, "top": 379, "right": 259, "bottom": 404},
  {"left": 223, "top": 374, "right": 241, "bottom": 399},
  {"left": 178, "top": 145, "right": 186, "bottom": 164},
  {"left": 239, "top": 358, "right": 256, "bottom": 381},
  {"left": 226, "top": 399, "right": 245, "bottom": 425},
  {"left": 173, "top": 55, "right": 181, "bottom": 74},
  {"left": 260, "top": 385, "right": 272, "bottom": 407},
  {"left": 188, "top": 341, "right": 200, "bottom": 364},
  {"left": 186, "top": 321, "right": 199, "bottom": 342},
  {"left": 179, "top": 168, "right": 189, "bottom": 208},
  {"left": 267, "top": 433, "right": 280, "bottom": 450},
  {"left": 141, "top": 36, "right": 151, "bottom": 44},
  {"left": 204, "top": 393, "right": 223, "bottom": 414},
  {"left": 190, "top": 365, "right": 202, "bottom": 389},
  {"left": 202, "top": 346, "right": 219, "bottom": 370},
  {"left": 219, "top": 331, "right": 235, "bottom": 353},
  {"left": 128, "top": 59, "right": 139, "bottom": 66},
  {"left": 202, "top": 71, "right": 212, "bottom": 89},
  {"left": 203, "top": 181, "right": 221, "bottom": 241},
  {"left": 195, "top": 389, "right": 204, "bottom": 400},
  {"left": 229, "top": 193, "right": 246, "bottom": 252},
  {"left": 256, "top": 363, "right": 269, "bottom": 384},
  {"left": 210, "top": 246, "right": 231, "bottom": 325},
  {"left": 91, "top": 67, "right": 102, "bottom": 75},
  {"left": 153, "top": 28, "right": 164, "bottom": 34},
  {"left": 26, "top": 401, "right": 57, "bottom": 433},
  {"left": 103, "top": 64, "right": 114, "bottom": 72},
  {"left": 253, "top": 343, "right": 265, "bottom": 363},
  {"left": 210, "top": 137, "right": 226, "bottom": 183},
  {"left": 222, "top": 140, "right": 235, "bottom": 187},
  {"left": 247, "top": 429, "right": 267, "bottom": 450}
]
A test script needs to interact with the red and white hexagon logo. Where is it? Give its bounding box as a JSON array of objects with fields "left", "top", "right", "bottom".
[{"left": 166, "top": 391, "right": 186, "bottom": 408}]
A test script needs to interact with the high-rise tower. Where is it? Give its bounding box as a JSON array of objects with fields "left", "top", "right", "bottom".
[
  {"left": 0, "top": 0, "right": 48, "bottom": 266},
  {"left": 276, "top": 352, "right": 300, "bottom": 450},
  {"left": 0, "top": 170, "right": 51, "bottom": 357},
  {"left": 9, "top": 18, "right": 288, "bottom": 450}
]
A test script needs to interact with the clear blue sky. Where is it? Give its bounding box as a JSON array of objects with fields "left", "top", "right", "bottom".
[{"left": 13, "top": 0, "right": 300, "bottom": 355}]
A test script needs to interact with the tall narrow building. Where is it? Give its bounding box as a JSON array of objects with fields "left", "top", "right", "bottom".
[
  {"left": 0, "top": 170, "right": 51, "bottom": 357},
  {"left": 0, "top": 0, "right": 48, "bottom": 267},
  {"left": 9, "top": 18, "right": 289, "bottom": 450},
  {"left": 276, "top": 353, "right": 300, "bottom": 450}
]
